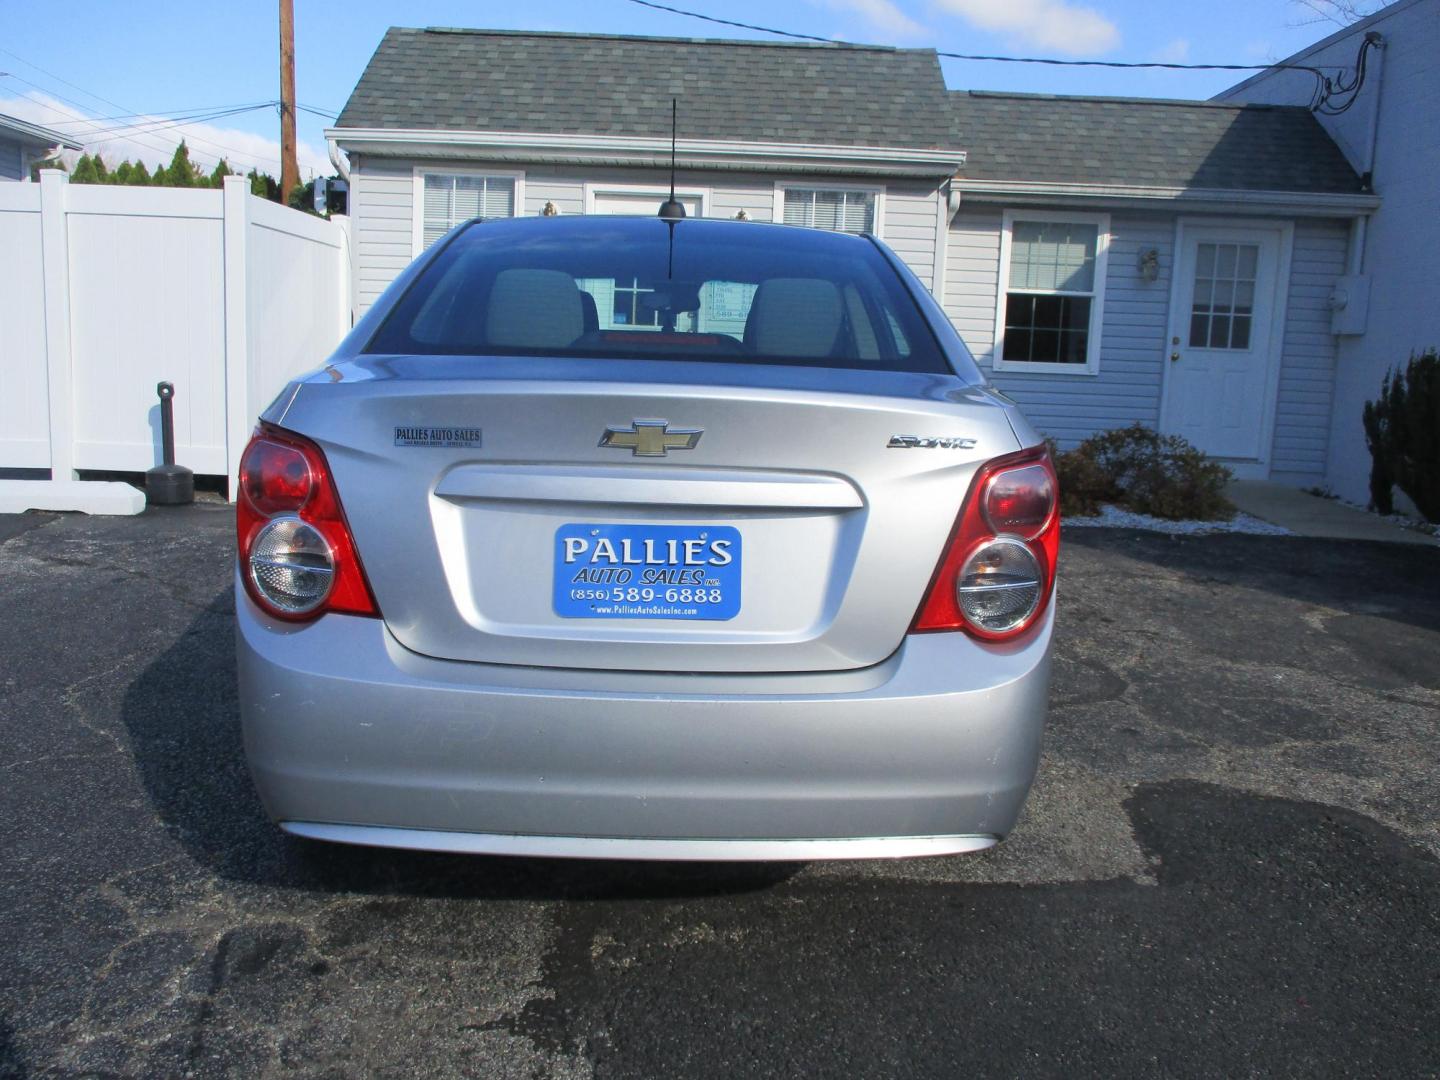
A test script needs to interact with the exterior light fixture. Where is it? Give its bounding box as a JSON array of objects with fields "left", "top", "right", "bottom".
[
  {"left": 1138, "top": 248, "right": 1160, "bottom": 282},
  {"left": 735, "top": 209, "right": 750, "bottom": 221},
  {"left": 541, "top": 201, "right": 559, "bottom": 217}
]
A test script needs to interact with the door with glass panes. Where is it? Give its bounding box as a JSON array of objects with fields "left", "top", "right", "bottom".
[{"left": 1162, "top": 225, "right": 1283, "bottom": 461}]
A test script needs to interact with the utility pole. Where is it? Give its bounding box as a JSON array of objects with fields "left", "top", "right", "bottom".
[{"left": 279, "top": 0, "right": 298, "bottom": 203}]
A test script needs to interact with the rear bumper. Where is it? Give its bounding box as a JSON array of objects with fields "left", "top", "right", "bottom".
[
  {"left": 236, "top": 585, "right": 1052, "bottom": 859},
  {"left": 280, "top": 822, "right": 999, "bottom": 861}
]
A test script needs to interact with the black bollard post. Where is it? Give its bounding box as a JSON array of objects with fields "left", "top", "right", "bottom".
[{"left": 145, "top": 381, "right": 195, "bottom": 506}]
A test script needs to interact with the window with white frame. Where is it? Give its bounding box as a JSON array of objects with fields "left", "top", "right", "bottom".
[
  {"left": 994, "top": 213, "right": 1108, "bottom": 374},
  {"left": 782, "top": 188, "right": 876, "bottom": 234},
  {"left": 420, "top": 173, "right": 516, "bottom": 249}
]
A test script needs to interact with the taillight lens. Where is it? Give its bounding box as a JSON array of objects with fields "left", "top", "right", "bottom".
[
  {"left": 236, "top": 425, "right": 378, "bottom": 622},
  {"left": 240, "top": 439, "right": 313, "bottom": 515},
  {"left": 248, "top": 517, "right": 334, "bottom": 616},
  {"left": 983, "top": 463, "right": 1055, "bottom": 539},
  {"left": 956, "top": 537, "right": 1043, "bottom": 634},
  {"left": 912, "top": 444, "right": 1059, "bottom": 641}
]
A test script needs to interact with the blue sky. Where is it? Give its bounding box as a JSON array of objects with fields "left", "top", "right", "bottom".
[{"left": 1, "top": 0, "right": 1365, "bottom": 178}]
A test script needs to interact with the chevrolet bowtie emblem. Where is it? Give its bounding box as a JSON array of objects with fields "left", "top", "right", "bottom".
[{"left": 599, "top": 420, "right": 703, "bottom": 457}]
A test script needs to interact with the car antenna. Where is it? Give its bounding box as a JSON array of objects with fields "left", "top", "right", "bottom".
[{"left": 657, "top": 98, "right": 686, "bottom": 223}]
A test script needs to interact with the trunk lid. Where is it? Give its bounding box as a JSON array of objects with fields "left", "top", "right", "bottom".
[{"left": 275, "top": 356, "right": 1020, "bottom": 673}]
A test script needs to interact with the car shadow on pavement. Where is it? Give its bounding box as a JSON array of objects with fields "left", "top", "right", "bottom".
[
  {"left": 119, "top": 588, "right": 799, "bottom": 903},
  {"left": 1061, "top": 529, "right": 1440, "bottom": 690},
  {"left": 1062, "top": 529, "right": 1440, "bottom": 634},
  {"left": 503, "top": 779, "right": 1440, "bottom": 1078}
]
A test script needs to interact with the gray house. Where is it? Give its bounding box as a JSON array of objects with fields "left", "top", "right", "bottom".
[
  {"left": 0, "top": 114, "right": 81, "bottom": 182},
  {"left": 944, "top": 90, "right": 1372, "bottom": 485},
  {"left": 329, "top": 26, "right": 1380, "bottom": 488},
  {"left": 1218, "top": 0, "right": 1437, "bottom": 505}
]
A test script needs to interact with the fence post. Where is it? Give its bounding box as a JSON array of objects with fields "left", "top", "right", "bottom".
[
  {"left": 38, "top": 169, "right": 75, "bottom": 481},
  {"left": 331, "top": 212, "right": 354, "bottom": 334},
  {"left": 222, "top": 175, "right": 250, "bottom": 501}
]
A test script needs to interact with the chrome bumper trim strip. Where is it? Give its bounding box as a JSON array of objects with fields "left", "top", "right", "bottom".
[{"left": 281, "top": 821, "right": 999, "bottom": 862}]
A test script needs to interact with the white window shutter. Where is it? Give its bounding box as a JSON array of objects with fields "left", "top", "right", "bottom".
[
  {"left": 782, "top": 189, "right": 873, "bottom": 234},
  {"left": 782, "top": 190, "right": 813, "bottom": 227},
  {"left": 481, "top": 178, "right": 515, "bottom": 219},
  {"left": 841, "top": 192, "right": 871, "bottom": 233},
  {"left": 421, "top": 174, "right": 517, "bottom": 249},
  {"left": 423, "top": 175, "right": 454, "bottom": 248}
]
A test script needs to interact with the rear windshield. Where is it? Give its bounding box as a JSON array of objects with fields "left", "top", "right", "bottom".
[{"left": 365, "top": 216, "right": 953, "bottom": 374}]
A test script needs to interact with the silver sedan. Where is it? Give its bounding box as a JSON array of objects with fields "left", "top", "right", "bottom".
[{"left": 235, "top": 213, "right": 1056, "bottom": 860}]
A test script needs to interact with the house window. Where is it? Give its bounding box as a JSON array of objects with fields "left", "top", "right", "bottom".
[
  {"left": 1189, "top": 242, "right": 1258, "bottom": 350},
  {"left": 782, "top": 188, "right": 876, "bottom": 234},
  {"left": 420, "top": 173, "right": 516, "bottom": 249},
  {"left": 611, "top": 277, "right": 660, "bottom": 328},
  {"left": 994, "top": 212, "right": 1109, "bottom": 375}
]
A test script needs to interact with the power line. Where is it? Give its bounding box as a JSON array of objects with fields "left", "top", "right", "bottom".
[
  {"left": 622, "top": 0, "right": 1345, "bottom": 87},
  {"left": 1313, "top": 32, "right": 1381, "bottom": 115},
  {"left": 1, "top": 70, "right": 212, "bottom": 154},
  {"left": 83, "top": 105, "right": 279, "bottom": 148},
  {"left": 73, "top": 103, "right": 277, "bottom": 138},
  {"left": 0, "top": 70, "right": 276, "bottom": 171},
  {"left": 36, "top": 101, "right": 277, "bottom": 127},
  {"left": 0, "top": 50, "right": 282, "bottom": 169}
]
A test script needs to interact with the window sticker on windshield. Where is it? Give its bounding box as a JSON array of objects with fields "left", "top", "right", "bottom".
[{"left": 706, "top": 281, "right": 756, "bottom": 322}]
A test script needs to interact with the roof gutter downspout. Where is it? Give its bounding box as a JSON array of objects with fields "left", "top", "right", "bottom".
[
  {"left": 1347, "top": 33, "right": 1385, "bottom": 279},
  {"left": 327, "top": 135, "right": 350, "bottom": 182},
  {"left": 1360, "top": 32, "right": 1386, "bottom": 189},
  {"left": 947, "top": 180, "right": 963, "bottom": 222},
  {"left": 1347, "top": 215, "right": 1367, "bottom": 277}
]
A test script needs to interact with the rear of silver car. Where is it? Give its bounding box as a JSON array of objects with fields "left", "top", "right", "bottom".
[{"left": 235, "top": 216, "right": 1056, "bottom": 860}]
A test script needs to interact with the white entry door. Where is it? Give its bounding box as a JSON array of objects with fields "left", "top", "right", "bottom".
[
  {"left": 1162, "top": 225, "right": 1285, "bottom": 462},
  {"left": 590, "top": 190, "right": 703, "bottom": 217}
]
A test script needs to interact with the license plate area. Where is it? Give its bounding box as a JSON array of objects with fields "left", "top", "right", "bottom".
[{"left": 553, "top": 523, "right": 742, "bottom": 620}]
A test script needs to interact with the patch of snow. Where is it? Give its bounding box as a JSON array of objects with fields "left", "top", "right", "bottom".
[
  {"left": 1062, "top": 504, "right": 1293, "bottom": 536},
  {"left": 1379, "top": 514, "right": 1439, "bottom": 537}
]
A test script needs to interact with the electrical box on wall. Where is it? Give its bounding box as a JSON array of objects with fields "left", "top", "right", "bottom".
[{"left": 1329, "top": 274, "right": 1371, "bottom": 336}]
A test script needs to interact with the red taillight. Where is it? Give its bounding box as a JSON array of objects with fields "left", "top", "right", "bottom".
[
  {"left": 983, "top": 463, "right": 1055, "bottom": 539},
  {"left": 911, "top": 444, "right": 1059, "bottom": 641},
  {"left": 236, "top": 424, "right": 379, "bottom": 622},
  {"left": 240, "top": 439, "right": 313, "bottom": 515}
]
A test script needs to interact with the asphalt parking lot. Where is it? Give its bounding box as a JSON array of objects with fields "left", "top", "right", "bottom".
[{"left": 1, "top": 504, "right": 1437, "bottom": 1078}]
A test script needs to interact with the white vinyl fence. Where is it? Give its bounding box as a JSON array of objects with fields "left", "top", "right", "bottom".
[{"left": 0, "top": 171, "right": 351, "bottom": 511}]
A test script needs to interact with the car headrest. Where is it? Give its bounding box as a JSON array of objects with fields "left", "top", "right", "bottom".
[
  {"left": 744, "top": 278, "right": 842, "bottom": 357},
  {"left": 487, "top": 269, "right": 585, "bottom": 349},
  {"left": 579, "top": 289, "right": 599, "bottom": 334}
]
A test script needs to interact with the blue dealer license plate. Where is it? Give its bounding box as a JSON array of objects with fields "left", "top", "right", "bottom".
[{"left": 553, "top": 523, "right": 741, "bottom": 620}]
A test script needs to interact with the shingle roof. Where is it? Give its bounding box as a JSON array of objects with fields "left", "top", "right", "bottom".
[
  {"left": 336, "top": 27, "right": 958, "bottom": 150},
  {"left": 949, "top": 91, "right": 1364, "bottom": 194}
]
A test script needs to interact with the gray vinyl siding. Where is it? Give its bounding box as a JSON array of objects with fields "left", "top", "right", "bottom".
[
  {"left": 1270, "top": 219, "right": 1347, "bottom": 485},
  {"left": 347, "top": 156, "right": 945, "bottom": 315},
  {"left": 0, "top": 136, "right": 24, "bottom": 181},
  {"left": 883, "top": 183, "right": 941, "bottom": 294},
  {"left": 946, "top": 205, "right": 1346, "bottom": 480},
  {"left": 349, "top": 155, "right": 413, "bottom": 313},
  {"left": 946, "top": 207, "right": 1174, "bottom": 445},
  {"left": 707, "top": 183, "right": 773, "bottom": 222},
  {"left": 523, "top": 170, "right": 583, "bottom": 217}
]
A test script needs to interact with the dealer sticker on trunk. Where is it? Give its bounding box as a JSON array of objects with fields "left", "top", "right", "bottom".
[
  {"left": 393, "top": 426, "right": 483, "bottom": 448},
  {"left": 553, "top": 523, "right": 741, "bottom": 621}
]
